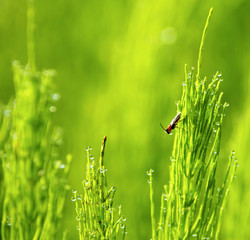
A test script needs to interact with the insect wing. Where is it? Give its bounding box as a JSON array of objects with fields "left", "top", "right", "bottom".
[{"left": 170, "top": 112, "right": 181, "bottom": 126}]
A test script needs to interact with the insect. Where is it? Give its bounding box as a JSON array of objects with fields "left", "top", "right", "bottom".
[{"left": 160, "top": 112, "right": 181, "bottom": 134}]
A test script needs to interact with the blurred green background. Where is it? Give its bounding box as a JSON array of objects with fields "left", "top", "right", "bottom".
[{"left": 0, "top": 0, "right": 249, "bottom": 239}]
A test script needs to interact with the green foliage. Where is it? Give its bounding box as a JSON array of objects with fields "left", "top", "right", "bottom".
[
  {"left": 73, "top": 137, "right": 126, "bottom": 240},
  {"left": 0, "top": 1, "right": 71, "bottom": 239},
  {"left": 0, "top": 1, "right": 249, "bottom": 239},
  {"left": 148, "top": 9, "right": 238, "bottom": 240},
  {"left": 0, "top": 61, "right": 71, "bottom": 240}
]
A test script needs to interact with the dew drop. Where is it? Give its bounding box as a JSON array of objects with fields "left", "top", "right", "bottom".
[
  {"left": 4, "top": 109, "right": 11, "bottom": 117},
  {"left": 59, "top": 164, "right": 65, "bottom": 169},
  {"left": 147, "top": 169, "right": 154, "bottom": 175},
  {"left": 85, "top": 181, "right": 89, "bottom": 186},
  {"left": 85, "top": 146, "right": 92, "bottom": 151},
  {"left": 170, "top": 156, "right": 175, "bottom": 162},
  {"left": 6, "top": 216, "right": 11, "bottom": 226}
]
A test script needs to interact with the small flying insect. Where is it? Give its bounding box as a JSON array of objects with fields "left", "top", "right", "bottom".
[{"left": 160, "top": 112, "right": 181, "bottom": 134}]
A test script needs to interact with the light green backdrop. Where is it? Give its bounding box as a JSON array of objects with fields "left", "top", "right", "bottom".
[{"left": 0, "top": 0, "right": 249, "bottom": 239}]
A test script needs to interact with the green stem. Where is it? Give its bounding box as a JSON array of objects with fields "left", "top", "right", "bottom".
[
  {"left": 196, "top": 7, "right": 213, "bottom": 83},
  {"left": 27, "top": 0, "right": 36, "bottom": 74},
  {"left": 149, "top": 169, "right": 156, "bottom": 240}
]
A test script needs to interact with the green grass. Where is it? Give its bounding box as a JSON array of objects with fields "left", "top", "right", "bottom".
[
  {"left": 70, "top": 9, "right": 238, "bottom": 240},
  {"left": 0, "top": 2, "right": 246, "bottom": 240},
  {"left": 0, "top": 1, "right": 71, "bottom": 239},
  {"left": 73, "top": 137, "right": 126, "bottom": 239},
  {"left": 0, "top": 61, "right": 72, "bottom": 240},
  {"left": 148, "top": 8, "right": 238, "bottom": 240}
]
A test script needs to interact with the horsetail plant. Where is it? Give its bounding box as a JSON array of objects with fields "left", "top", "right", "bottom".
[
  {"left": 73, "top": 136, "right": 127, "bottom": 240},
  {"left": 0, "top": 61, "right": 72, "bottom": 240},
  {"left": 149, "top": 8, "right": 238, "bottom": 240},
  {"left": 0, "top": 0, "right": 71, "bottom": 239}
]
